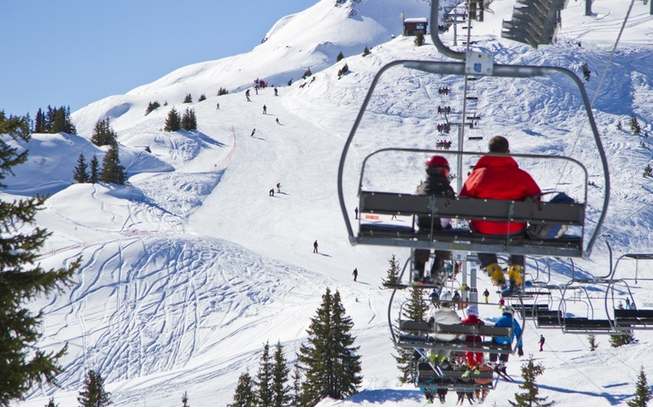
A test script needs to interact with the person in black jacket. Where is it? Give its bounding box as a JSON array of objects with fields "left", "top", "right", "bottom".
[{"left": 413, "top": 155, "right": 455, "bottom": 284}]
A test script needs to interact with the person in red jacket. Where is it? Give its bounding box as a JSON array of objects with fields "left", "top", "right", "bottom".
[
  {"left": 461, "top": 304, "right": 485, "bottom": 378},
  {"left": 460, "top": 136, "right": 541, "bottom": 290}
]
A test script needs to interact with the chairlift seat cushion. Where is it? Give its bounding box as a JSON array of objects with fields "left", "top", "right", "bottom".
[
  {"left": 435, "top": 323, "right": 512, "bottom": 337},
  {"left": 359, "top": 191, "right": 584, "bottom": 224},
  {"left": 536, "top": 316, "right": 562, "bottom": 327},
  {"left": 614, "top": 309, "right": 653, "bottom": 318},
  {"left": 397, "top": 335, "right": 512, "bottom": 354},
  {"left": 564, "top": 318, "right": 613, "bottom": 330},
  {"left": 400, "top": 320, "right": 433, "bottom": 332}
]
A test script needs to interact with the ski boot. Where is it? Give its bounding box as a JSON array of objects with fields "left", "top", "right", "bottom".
[
  {"left": 507, "top": 264, "right": 524, "bottom": 287},
  {"left": 484, "top": 263, "right": 505, "bottom": 286}
]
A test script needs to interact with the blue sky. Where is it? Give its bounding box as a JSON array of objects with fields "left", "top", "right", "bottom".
[{"left": 0, "top": 0, "right": 316, "bottom": 117}]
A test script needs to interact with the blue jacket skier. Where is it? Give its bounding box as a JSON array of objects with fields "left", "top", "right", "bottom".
[{"left": 489, "top": 307, "right": 523, "bottom": 367}]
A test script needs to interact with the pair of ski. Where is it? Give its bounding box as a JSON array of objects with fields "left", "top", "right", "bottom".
[{"left": 488, "top": 362, "right": 513, "bottom": 382}]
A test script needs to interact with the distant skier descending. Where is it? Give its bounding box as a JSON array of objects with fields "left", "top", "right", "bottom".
[
  {"left": 250, "top": 128, "right": 256, "bottom": 137},
  {"left": 352, "top": 268, "right": 358, "bottom": 281},
  {"left": 313, "top": 240, "right": 318, "bottom": 254}
]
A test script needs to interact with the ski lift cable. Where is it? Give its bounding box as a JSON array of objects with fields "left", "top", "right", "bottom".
[{"left": 554, "top": 0, "right": 637, "bottom": 189}]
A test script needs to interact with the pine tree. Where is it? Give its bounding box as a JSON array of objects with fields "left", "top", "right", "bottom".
[
  {"left": 34, "top": 108, "right": 46, "bottom": 133},
  {"left": 415, "top": 32, "right": 425, "bottom": 46},
  {"left": 73, "top": 153, "right": 89, "bottom": 183},
  {"left": 45, "top": 105, "right": 55, "bottom": 131},
  {"left": 330, "top": 291, "right": 363, "bottom": 398},
  {"left": 382, "top": 255, "right": 401, "bottom": 287},
  {"left": 145, "top": 101, "right": 160, "bottom": 116},
  {"left": 336, "top": 51, "right": 345, "bottom": 62},
  {"left": 181, "top": 108, "right": 197, "bottom": 131},
  {"left": 51, "top": 108, "right": 66, "bottom": 133},
  {"left": 405, "top": 286, "right": 428, "bottom": 321},
  {"left": 198, "top": 94, "right": 207, "bottom": 102},
  {"left": 164, "top": 108, "right": 181, "bottom": 132},
  {"left": 45, "top": 397, "right": 57, "bottom": 407},
  {"left": 362, "top": 46, "right": 371, "bottom": 57},
  {"left": 44, "top": 106, "right": 75, "bottom": 134},
  {"left": 394, "top": 287, "right": 428, "bottom": 383},
  {"left": 0, "top": 111, "right": 79, "bottom": 405},
  {"left": 184, "top": 93, "right": 193, "bottom": 103},
  {"left": 290, "top": 362, "right": 302, "bottom": 406},
  {"left": 181, "top": 391, "right": 189, "bottom": 407},
  {"left": 588, "top": 334, "right": 598, "bottom": 351},
  {"left": 610, "top": 331, "right": 636, "bottom": 348},
  {"left": 100, "top": 144, "right": 125, "bottom": 185},
  {"left": 298, "top": 288, "right": 362, "bottom": 405},
  {"left": 630, "top": 116, "right": 642, "bottom": 135},
  {"left": 91, "top": 119, "right": 117, "bottom": 146},
  {"left": 255, "top": 342, "right": 274, "bottom": 406},
  {"left": 63, "top": 106, "right": 76, "bottom": 134},
  {"left": 89, "top": 155, "right": 99, "bottom": 184},
  {"left": 628, "top": 367, "right": 652, "bottom": 407},
  {"left": 509, "top": 356, "right": 553, "bottom": 407},
  {"left": 231, "top": 372, "right": 257, "bottom": 407},
  {"left": 77, "top": 369, "right": 112, "bottom": 407},
  {"left": 271, "top": 342, "right": 291, "bottom": 406}
]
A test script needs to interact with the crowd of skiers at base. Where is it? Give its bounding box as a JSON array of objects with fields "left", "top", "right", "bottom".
[
  {"left": 413, "top": 135, "right": 543, "bottom": 297},
  {"left": 419, "top": 297, "right": 523, "bottom": 404}
]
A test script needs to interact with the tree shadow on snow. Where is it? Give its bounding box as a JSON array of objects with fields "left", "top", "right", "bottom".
[
  {"left": 349, "top": 388, "right": 422, "bottom": 404},
  {"left": 499, "top": 378, "right": 637, "bottom": 406}
]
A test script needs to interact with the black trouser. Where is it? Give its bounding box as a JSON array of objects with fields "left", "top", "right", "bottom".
[
  {"left": 478, "top": 253, "right": 524, "bottom": 269},
  {"left": 414, "top": 250, "right": 451, "bottom": 280},
  {"left": 489, "top": 351, "right": 509, "bottom": 363}
]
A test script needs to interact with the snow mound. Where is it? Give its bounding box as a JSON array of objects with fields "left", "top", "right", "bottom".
[
  {"left": 1, "top": 132, "right": 171, "bottom": 196},
  {"left": 30, "top": 235, "right": 328, "bottom": 404}
]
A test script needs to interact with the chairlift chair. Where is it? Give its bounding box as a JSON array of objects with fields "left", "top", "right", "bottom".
[
  {"left": 605, "top": 252, "right": 653, "bottom": 331},
  {"left": 337, "top": 0, "right": 609, "bottom": 260}
]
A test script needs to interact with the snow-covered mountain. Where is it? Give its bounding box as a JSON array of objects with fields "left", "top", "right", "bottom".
[{"left": 3, "top": 0, "right": 653, "bottom": 405}]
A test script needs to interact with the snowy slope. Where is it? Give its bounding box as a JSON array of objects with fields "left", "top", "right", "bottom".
[{"left": 7, "top": 0, "right": 653, "bottom": 406}]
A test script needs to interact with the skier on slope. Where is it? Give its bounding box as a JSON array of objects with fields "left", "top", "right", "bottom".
[
  {"left": 353, "top": 268, "right": 358, "bottom": 282},
  {"left": 313, "top": 240, "right": 319, "bottom": 254},
  {"left": 414, "top": 155, "right": 455, "bottom": 284},
  {"left": 483, "top": 288, "right": 490, "bottom": 304},
  {"left": 460, "top": 136, "right": 541, "bottom": 295},
  {"left": 490, "top": 306, "right": 523, "bottom": 373},
  {"left": 250, "top": 128, "right": 256, "bottom": 137},
  {"left": 245, "top": 89, "right": 251, "bottom": 102},
  {"left": 581, "top": 63, "right": 591, "bottom": 81},
  {"left": 539, "top": 334, "right": 545, "bottom": 352},
  {"left": 263, "top": 105, "right": 267, "bottom": 115}
]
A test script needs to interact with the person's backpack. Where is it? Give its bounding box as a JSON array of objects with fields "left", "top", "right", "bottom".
[{"left": 526, "top": 192, "right": 575, "bottom": 240}]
